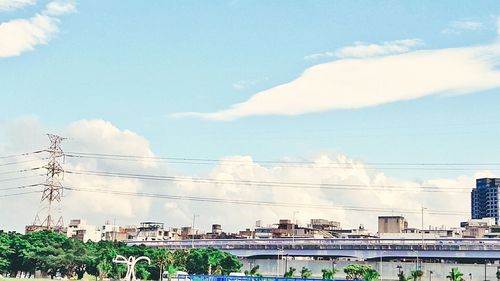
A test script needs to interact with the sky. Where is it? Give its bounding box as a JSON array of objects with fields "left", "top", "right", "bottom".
[{"left": 1, "top": 0, "right": 500, "bottom": 233}]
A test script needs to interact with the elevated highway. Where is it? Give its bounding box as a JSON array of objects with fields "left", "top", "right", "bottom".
[{"left": 127, "top": 238, "right": 500, "bottom": 260}]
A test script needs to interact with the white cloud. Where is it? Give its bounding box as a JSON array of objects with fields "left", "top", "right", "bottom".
[
  {"left": 177, "top": 43, "right": 500, "bottom": 121},
  {"left": 165, "top": 154, "right": 480, "bottom": 232},
  {"left": 0, "top": 1, "right": 75, "bottom": 58},
  {"left": 304, "top": 39, "right": 423, "bottom": 60},
  {"left": 232, "top": 77, "right": 269, "bottom": 90},
  {"left": 0, "top": 14, "right": 58, "bottom": 57},
  {"left": 0, "top": 118, "right": 157, "bottom": 231},
  {"left": 442, "top": 20, "right": 484, "bottom": 34},
  {"left": 0, "top": 118, "right": 487, "bottom": 233},
  {"left": 44, "top": 0, "right": 75, "bottom": 16},
  {"left": 453, "top": 20, "right": 483, "bottom": 30},
  {"left": 0, "top": 0, "right": 35, "bottom": 11}
]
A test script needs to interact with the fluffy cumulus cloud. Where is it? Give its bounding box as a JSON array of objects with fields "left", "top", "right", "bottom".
[
  {"left": 0, "top": 118, "right": 156, "bottom": 231},
  {"left": 0, "top": 118, "right": 491, "bottom": 232},
  {"left": 165, "top": 154, "right": 483, "bottom": 232},
  {"left": 304, "top": 39, "right": 423, "bottom": 60},
  {"left": 62, "top": 120, "right": 156, "bottom": 219},
  {"left": 44, "top": 0, "right": 75, "bottom": 16},
  {"left": 177, "top": 42, "right": 500, "bottom": 121},
  {"left": 0, "top": 0, "right": 75, "bottom": 58},
  {"left": 0, "top": 0, "right": 35, "bottom": 11}
]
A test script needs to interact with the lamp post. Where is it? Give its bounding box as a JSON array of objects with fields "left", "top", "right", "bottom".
[
  {"left": 412, "top": 250, "right": 419, "bottom": 271},
  {"left": 191, "top": 214, "right": 199, "bottom": 249},
  {"left": 292, "top": 210, "right": 299, "bottom": 247},
  {"left": 284, "top": 254, "right": 289, "bottom": 274},
  {"left": 485, "top": 262, "right": 488, "bottom": 281},
  {"left": 379, "top": 250, "right": 386, "bottom": 281},
  {"left": 421, "top": 206, "right": 427, "bottom": 270},
  {"left": 277, "top": 247, "right": 284, "bottom": 277}
]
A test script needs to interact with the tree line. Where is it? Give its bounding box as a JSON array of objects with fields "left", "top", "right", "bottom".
[
  {"left": 2, "top": 231, "right": 491, "bottom": 281},
  {"left": 0, "top": 231, "right": 242, "bottom": 280}
]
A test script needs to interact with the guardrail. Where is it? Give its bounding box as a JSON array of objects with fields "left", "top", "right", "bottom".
[
  {"left": 176, "top": 274, "right": 354, "bottom": 281},
  {"left": 127, "top": 238, "right": 500, "bottom": 251}
]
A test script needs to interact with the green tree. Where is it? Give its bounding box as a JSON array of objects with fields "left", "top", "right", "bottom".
[
  {"left": 284, "top": 267, "right": 296, "bottom": 278},
  {"left": 447, "top": 268, "right": 464, "bottom": 281},
  {"left": 60, "top": 238, "right": 88, "bottom": 279},
  {"left": 87, "top": 240, "right": 118, "bottom": 280},
  {"left": 25, "top": 230, "right": 70, "bottom": 278},
  {"left": 151, "top": 248, "right": 172, "bottom": 281},
  {"left": 344, "top": 264, "right": 374, "bottom": 280},
  {"left": 207, "top": 249, "right": 223, "bottom": 275},
  {"left": 0, "top": 233, "right": 12, "bottom": 275},
  {"left": 172, "top": 249, "right": 189, "bottom": 271},
  {"left": 166, "top": 264, "right": 179, "bottom": 281},
  {"left": 186, "top": 249, "right": 208, "bottom": 274},
  {"left": 218, "top": 251, "right": 242, "bottom": 275},
  {"left": 97, "top": 259, "right": 112, "bottom": 280},
  {"left": 300, "top": 267, "right": 313, "bottom": 279},
  {"left": 13, "top": 233, "right": 39, "bottom": 277},
  {"left": 363, "top": 269, "right": 380, "bottom": 281},
  {"left": 0, "top": 230, "right": 244, "bottom": 280},
  {"left": 185, "top": 248, "right": 241, "bottom": 276}
]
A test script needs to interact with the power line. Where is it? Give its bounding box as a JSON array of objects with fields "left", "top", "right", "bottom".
[
  {"left": 0, "top": 158, "right": 48, "bottom": 168},
  {"left": 64, "top": 152, "right": 500, "bottom": 171},
  {"left": 0, "top": 174, "right": 44, "bottom": 183},
  {"left": 0, "top": 167, "right": 43, "bottom": 176},
  {"left": 65, "top": 151, "right": 500, "bottom": 166},
  {"left": 65, "top": 169, "right": 471, "bottom": 193},
  {"left": 0, "top": 183, "right": 43, "bottom": 191},
  {"left": 64, "top": 186, "right": 467, "bottom": 216},
  {"left": 0, "top": 150, "right": 46, "bottom": 159},
  {"left": 0, "top": 190, "right": 41, "bottom": 198}
]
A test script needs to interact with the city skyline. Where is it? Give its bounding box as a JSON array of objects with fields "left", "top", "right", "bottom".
[{"left": 2, "top": 1, "right": 500, "bottom": 232}]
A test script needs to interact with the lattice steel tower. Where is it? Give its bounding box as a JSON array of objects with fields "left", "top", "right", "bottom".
[{"left": 32, "top": 134, "right": 66, "bottom": 230}]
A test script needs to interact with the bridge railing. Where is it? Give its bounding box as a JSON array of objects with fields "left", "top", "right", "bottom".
[
  {"left": 127, "top": 238, "right": 500, "bottom": 251},
  {"left": 176, "top": 274, "right": 354, "bottom": 281}
]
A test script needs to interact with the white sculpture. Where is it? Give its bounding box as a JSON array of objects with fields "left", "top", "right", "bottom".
[{"left": 113, "top": 255, "right": 151, "bottom": 281}]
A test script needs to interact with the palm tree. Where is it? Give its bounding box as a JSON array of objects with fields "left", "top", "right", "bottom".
[
  {"left": 152, "top": 249, "right": 171, "bottom": 281},
  {"left": 165, "top": 264, "right": 178, "bottom": 281},
  {"left": 300, "top": 267, "right": 313, "bottom": 279},
  {"left": 398, "top": 271, "right": 412, "bottom": 281},
  {"left": 321, "top": 268, "right": 338, "bottom": 280},
  {"left": 447, "top": 268, "right": 464, "bottom": 281},
  {"left": 411, "top": 270, "right": 424, "bottom": 281},
  {"left": 245, "top": 265, "right": 262, "bottom": 277},
  {"left": 284, "top": 267, "right": 296, "bottom": 278}
]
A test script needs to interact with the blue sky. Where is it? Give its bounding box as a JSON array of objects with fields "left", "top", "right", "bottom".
[{"left": 1, "top": 1, "right": 500, "bottom": 231}]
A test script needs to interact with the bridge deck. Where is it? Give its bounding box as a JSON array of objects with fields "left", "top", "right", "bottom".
[{"left": 127, "top": 238, "right": 500, "bottom": 259}]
